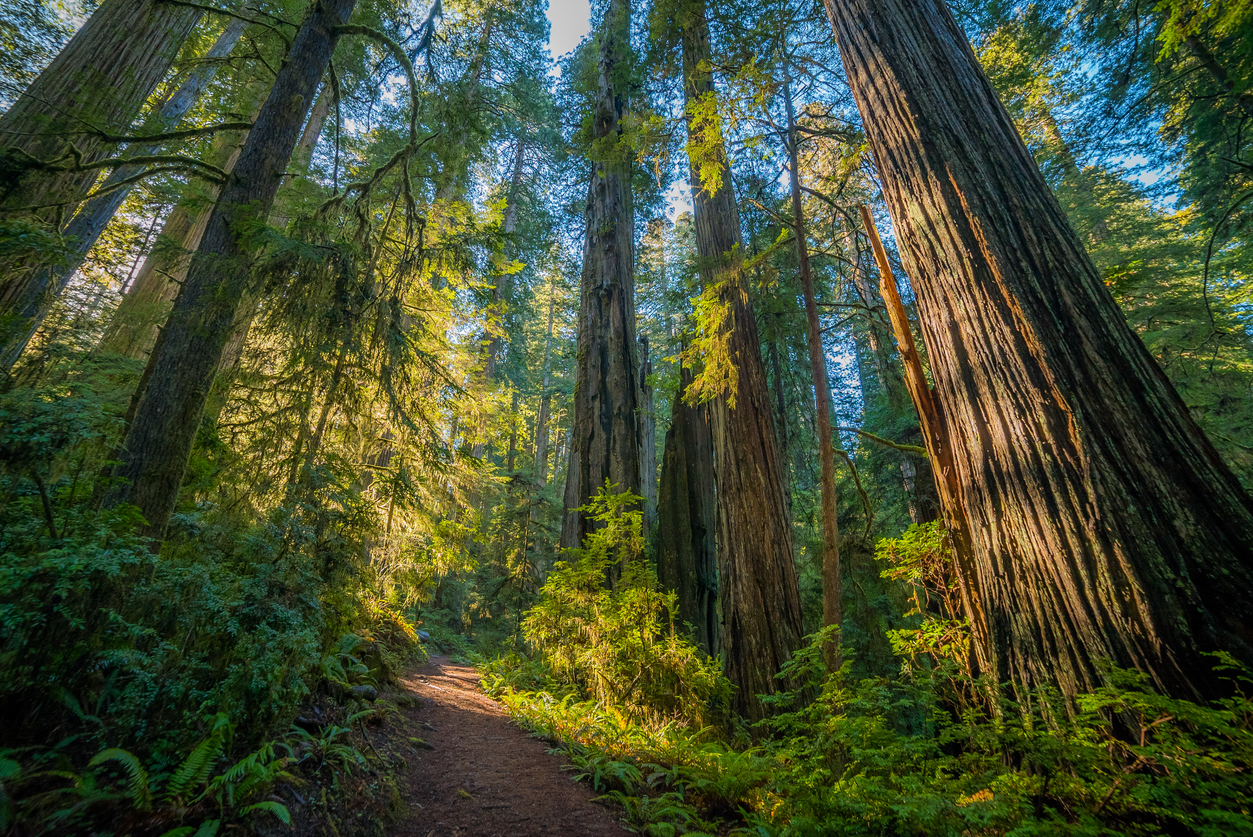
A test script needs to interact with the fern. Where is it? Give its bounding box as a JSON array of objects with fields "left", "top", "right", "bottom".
[
  {"left": 164, "top": 715, "right": 231, "bottom": 802},
  {"left": 88, "top": 748, "right": 150, "bottom": 810},
  {"left": 243, "top": 800, "right": 291, "bottom": 824}
]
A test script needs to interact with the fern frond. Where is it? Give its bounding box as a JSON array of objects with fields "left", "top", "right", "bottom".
[
  {"left": 243, "top": 800, "right": 291, "bottom": 824},
  {"left": 164, "top": 717, "right": 231, "bottom": 802},
  {"left": 89, "top": 748, "right": 151, "bottom": 810}
]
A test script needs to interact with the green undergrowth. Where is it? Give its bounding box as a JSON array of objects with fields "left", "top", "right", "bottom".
[
  {"left": 485, "top": 639, "right": 1253, "bottom": 837},
  {"left": 0, "top": 376, "right": 428, "bottom": 835},
  {"left": 481, "top": 508, "right": 1253, "bottom": 837}
]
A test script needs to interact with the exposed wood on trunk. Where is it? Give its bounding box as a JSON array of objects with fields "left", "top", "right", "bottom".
[
  {"left": 827, "top": 0, "right": 1253, "bottom": 701},
  {"left": 681, "top": 0, "right": 803, "bottom": 720},
  {"left": 559, "top": 0, "right": 642, "bottom": 553},
  {"left": 656, "top": 364, "right": 718, "bottom": 656},
  {"left": 104, "top": 0, "right": 360, "bottom": 541},
  {"left": 783, "top": 61, "right": 842, "bottom": 669}
]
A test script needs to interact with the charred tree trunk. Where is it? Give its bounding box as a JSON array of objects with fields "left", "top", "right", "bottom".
[
  {"left": 657, "top": 364, "right": 718, "bottom": 656},
  {"left": 782, "top": 62, "right": 842, "bottom": 666},
  {"left": 104, "top": 0, "right": 358, "bottom": 541},
  {"left": 681, "top": 0, "right": 803, "bottom": 720},
  {"left": 826, "top": 0, "right": 1253, "bottom": 701},
  {"left": 560, "top": 0, "right": 642, "bottom": 552}
]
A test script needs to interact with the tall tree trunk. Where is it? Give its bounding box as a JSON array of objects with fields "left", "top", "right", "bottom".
[
  {"left": 846, "top": 221, "right": 937, "bottom": 522},
  {"left": 681, "top": 0, "right": 803, "bottom": 720},
  {"left": 559, "top": 0, "right": 642, "bottom": 552},
  {"left": 656, "top": 364, "right": 718, "bottom": 655},
  {"left": 484, "top": 139, "right": 525, "bottom": 382},
  {"left": 0, "top": 16, "right": 250, "bottom": 370},
  {"left": 0, "top": 0, "right": 202, "bottom": 349},
  {"left": 0, "top": 0, "right": 200, "bottom": 220},
  {"left": 104, "top": 0, "right": 358, "bottom": 541},
  {"left": 639, "top": 335, "right": 658, "bottom": 534},
  {"left": 97, "top": 128, "right": 249, "bottom": 360},
  {"left": 533, "top": 275, "right": 556, "bottom": 486},
  {"left": 782, "top": 61, "right": 842, "bottom": 667},
  {"left": 826, "top": 0, "right": 1253, "bottom": 701}
]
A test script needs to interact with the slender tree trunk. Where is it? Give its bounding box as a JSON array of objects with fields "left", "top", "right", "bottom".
[
  {"left": 97, "top": 128, "right": 249, "bottom": 360},
  {"left": 656, "top": 364, "right": 718, "bottom": 655},
  {"left": 782, "top": 62, "right": 842, "bottom": 667},
  {"left": 534, "top": 276, "right": 556, "bottom": 486},
  {"left": 104, "top": 0, "right": 358, "bottom": 541},
  {"left": 681, "top": 0, "right": 803, "bottom": 720},
  {"left": 560, "top": 0, "right": 642, "bottom": 552},
  {"left": 0, "top": 16, "right": 250, "bottom": 370},
  {"left": 846, "top": 221, "right": 937, "bottom": 522},
  {"left": 484, "top": 139, "right": 525, "bottom": 382},
  {"left": 827, "top": 0, "right": 1253, "bottom": 701}
]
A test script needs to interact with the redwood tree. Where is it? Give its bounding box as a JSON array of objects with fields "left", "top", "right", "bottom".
[
  {"left": 105, "top": 0, "right": 358, "bottom": 540},
  {"left": 823, "top": 0, "right": 1253, "bottom": 701},
  {"left": 656, "top": 365, "right": 718, "bottom": 656},
  {"left": 0, "top": 0, "right": 201, "bottom": 347},
  {"left": 560, "top": 0, "right": 642, "bottom": 551},
  {"left": 681, "top": 0, "right": 804, "bottom": 719}
]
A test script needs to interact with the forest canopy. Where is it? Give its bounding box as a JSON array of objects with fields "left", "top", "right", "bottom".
[{"left": 0, "top": 0, "right": 1251, "bottom": 834}]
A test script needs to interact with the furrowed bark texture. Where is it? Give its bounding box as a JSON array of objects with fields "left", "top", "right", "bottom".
[
  {"left": 0, "top": 0, "right": 201, "bottom": 346},
  {"left": 826, "top": 0, "right": 1253, "bottom": 700},
  {"left": 106, "top": 0, "right": 357, "bottom": 541},
  {"left": 0, "top": 16, "right": 250, "bottom": 370},
  {"left": 656, "top": 365, "right": 718, "bottom": 656},
  {"left": 0, "top": 0, "right": 200, "bottom": 219},
  {"left": 681, "top": 0, "right": 803, "bottom": 720},
  {"left": 560, "top": 0, "right": 642, "bottom": 552}
]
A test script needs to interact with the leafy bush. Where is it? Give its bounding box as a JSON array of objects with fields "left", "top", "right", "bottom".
[
  {"left": 489, "top": 621, "right": 1253, "bottom": 837},
  {"left": 521, "top": 484, "right": 729, "bottom": 726}
]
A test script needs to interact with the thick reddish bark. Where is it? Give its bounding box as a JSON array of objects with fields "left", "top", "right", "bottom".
[
  {"left": 826, "top": 0, "right": 1253, "bottom": 701},
  {"left": 105, "top": 0, "right": 358, "bottom": 541},
  {"left": 681, "top": 0, "right": 804, "bottom": 719},
  {"left": 560, "top": 0, "right": 642, "bottom": 552}
]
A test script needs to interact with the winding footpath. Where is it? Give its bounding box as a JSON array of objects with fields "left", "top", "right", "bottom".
[{"left": 393, "top": 655, "right": 627, "bottom": 837}]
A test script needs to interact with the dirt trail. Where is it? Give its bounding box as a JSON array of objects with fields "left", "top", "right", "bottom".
[{"left": 393, "top": 655, "right": 627, "bottom": 837}]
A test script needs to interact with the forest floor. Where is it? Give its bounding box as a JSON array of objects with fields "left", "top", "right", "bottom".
[{"left": 391, "top": 655, "right": 628, "bottom": 837}]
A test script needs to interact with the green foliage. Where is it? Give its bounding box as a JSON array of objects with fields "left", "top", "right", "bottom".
[
  {"left": 490, "top": 630, "right": 1253, "bottom": 837},
  {"left": 521, "top": 484, "right": 730, "bottom": 726},
  {"left": 874, "top": 523, "right": 971, "bottom": 676}
]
